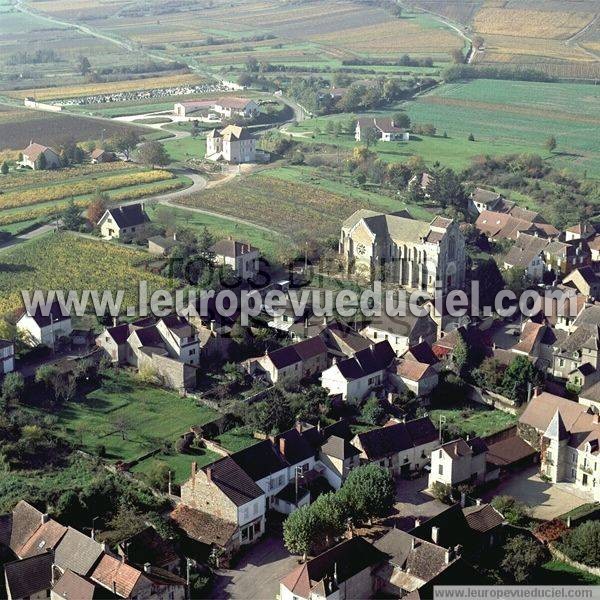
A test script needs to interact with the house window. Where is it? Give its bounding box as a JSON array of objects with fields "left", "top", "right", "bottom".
[
  {"left": 189, "top": 349, "right": 196, "bottom": 355},
  {"left": 438, "top": 464, "right": 443, "bottom": 476},
  {"left": 278, "top": 474, "right": 285, "bottom": 486},
  {"left": 242, "top": 507, "right": 249, "bottom": 520}
]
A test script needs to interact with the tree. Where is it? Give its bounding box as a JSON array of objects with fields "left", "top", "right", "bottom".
[
  {"left": 35, "top": 365, "right": 58, "bottom": 392},
  {"left": 559, "top": 521, "right": 600, "bottom": 567},
  {"left": 61, "top": 198, "right": 84, "bottom": 230},
  {"left": 545, "top": 136, "right": 557, "bottom": 153},
  {"left": 1, "top": 162, "right": 8, "bottom": 175},
  {"left": 452, "top": 337, "right": 469, "bottom": 375},
  {"left": 338, "top": 464, "right": 394, "bottom": 524},
  {"left": 503, "top": 265, "right": 526, "bottom": 297},
  {"left": 136, "top": 141, "right": 170, "bottom": 168},
  {"left": 361, "top": 396, "right": 386, "bottom": 425},
  {"left": 430, "top": 481, "right": 453, "bottom": 503},
  {"left": 451, "top": 48, "right": 464, "bottom": 64},
  {"left": 35, "top": 152, "right": 47, "bottom": 170},
  {"left": 87, "top": 192, "right": 108, "bottom": 225},
  {"left": 468, "top": 133, "right": 475, "bottom": 141},
  {"left": 501, "top": 535, "right": 547, "bottom": 583},
  {"left": 311, "top": 492, "right": 347, "bottom": 546},
  {"left": 111, "top": 415, "right": 131, "bottom": 441},
  {"left": 78, "top": 55, "right": 91, "bottom": 76},
  {"left": 283, "top": 504, "right": 319, "bottom": 560},
  {"left": 502, "top": 355, "right": 542, "bottom": 404},
  {"left": 491, "top": 495, "right": 530, "bottom": 526},
  {"left": 2, "top": 372, "right": 24, "bottom": 407},
  {"left": 362, "top": 126, "right": 379, "bottom": 148},
  {"left": 392, "top": 112, "right": 411, "bottom": 129},
  {"left": 111, "top": 130, "right": 140, "bottom": 160},
  {"left": 144, "top": 460, "right": 170, "bottom": 491}
]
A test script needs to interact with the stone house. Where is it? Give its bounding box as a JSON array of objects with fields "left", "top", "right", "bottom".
[
  {"left": 317, "top": 433, "right": 361, "bottom": 490},
  {"left": 205, "top": 125, "right": 256, "bottom": 163},
  {"left": 320, "top": 340, "right": 396, "bottom": 402},
  {"left": 180, "top": 458, "right": 267, "bottom": 548},
  {"left": 243, "top": 336, "right": 329, "bottom": 384},
  {"left": 17, "top": 301, "right": 73, "bottom": 349},
  {"left": 428, "top": 437, "right": 489, "bottom": 489},
  {"left": 90, "top": 148, "right": 115, "bottom": 163},
  {"left": 502, "top": 233, "right": 549, "bottom": 282},
  {"left": 212, "top": 97, "right": 259, "bottom": 118},
  {"left": 543, "top": 239, "right": 591, "bottom": 276},
  {"left": 355, "top": 116, "right": 409, "bottom": 142},
  {"left": 565, "top": 222, "right": 596, "bottom": 243},
  {"left": 392, "top": 357, "right": 439, "bottom": 397},
  {"left": 468, "top": 187, "right": 504, "bottom": 216},
  {"left": 563, "top": 266, "right": 600, "bottom": 299},
  {"left": 4, "top": 552, "right": 53, "bottom": 600},
  {"left": 340, "top": 211, "right": 466, "bottom": 296},
  {"left": 211, "top": 238, "right": 260, "bottom": 281},
  {"left": 97, "top": 203, "right": 150, "bottom": 240},
  {"left": 280, "top": 537, "right": 386, "bottom": 600},
  {"left": 148, "top": 235, "right": 178, "bottom": 256},
  {"left": 352, "top": 417, "right": 439, "bottom": 477},
  {"left": 20, "top": 142, "right": 61, "bottom": 170}
]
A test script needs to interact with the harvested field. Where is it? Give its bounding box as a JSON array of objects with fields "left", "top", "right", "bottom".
[{"left": 0, "top": 105, "right": 142, "bottom": 150}]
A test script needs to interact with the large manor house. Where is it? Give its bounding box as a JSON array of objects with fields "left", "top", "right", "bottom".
[{"left": 340, "top": 210, "right": 467, "bottom": 295}]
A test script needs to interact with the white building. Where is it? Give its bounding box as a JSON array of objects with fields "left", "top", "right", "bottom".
[
  {"left": 17, "top": 302, "right": 72, "bottom": 348},
  {"left": 428, "top": 437, "right": 488, "bottom": 489},
  {"left": 20, "top": 142, "right": 61, "bottom": 170},
  {"left": 355, "top": 116, "right": 409, "bottom": 142},
  {"left": 211, "top": 238, "right": 260, "bottom": 280},
  {"left": 97, "top": 203, "right": 150, "bottom": 240},
  {"left": 205, "top": 125, "right": 256, "bottom": 163},
  {"left": 320, "top": 340, "right": 396, "bottom": 402}
]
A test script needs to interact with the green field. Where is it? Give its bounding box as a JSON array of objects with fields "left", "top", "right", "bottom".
[
  {"left": 132, "top": 448, "right": 222, "bottom": 484},
  {"left": 163, "top": 136, "right": 206, "bottom": 162},
  {"left": 48, "top": 371, "right": 218, "bottom": 463},
  {"left": 214, "top": 427, "right": 259, "bottom": 453},
  {"left": 540, "top": 560, "right": 600, "bottom": 585},
  {"left": 429, "top": 402, "right": 517, "bottom": 439}
]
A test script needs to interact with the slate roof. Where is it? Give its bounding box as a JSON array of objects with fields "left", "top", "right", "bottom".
[
  {"left": 160, "top": 314, "right": 194, "bottom": 339},
  {"left": 357, "top": 116, "right": 408, "bottom": 134},
  {"left": 335, "top": 340, "right": 396, "bottom": 381},
  {"left": 486, "top": 436, "right": 537, "bottom": 467},
  {"left": 54, "top": 527, "right": 104, "bottom": 576},
  {"left": 440, "top": 437, "right": 487, "bottom": 459},
  {"left": 356, "top": 417, "right": 437, "bottom": 460},
  {"left": 471, "top": 187, "right": 501, "bottom": 206},
  {"left": 364, "top": 310, "right": 431, "bottom": 338},
  {"left": 320, "top": 319, "right": 372, "bottom": 355},
  {"left": 4, "top": 552, "right": 53, "bottom": 599},
  {"left": 504, "top": 233, "right": 548, "bottom": 268},
  {"left": 230, "top": 439, "right": 287, "bottom": 482},
  {"left": 52, "top": 569, "right": 96, "bottom": 600},
  {"left": 281, "top": 537, "right": 386, "bottom": 598},
  {"left": 203, "top": 456, "right": 264, "bottom": 506},
  {"left": 104, "top": 203, "right": 150, "bottom": 228},
  {"left": 103, "top": 323, "right": 130, "bottom": 345},
  {"left": 148, "top": 235, "right": 177, "bottom": 250},
  {"left": 403, "top": 341, "right": 439, "bottom": 366},
  {"left": 22, "top": 299, "right": 71, "bottom": 328},
  {"left": 275, "top": 427, "right": 316, "bottom": 466},
  {"left": 267, "top": 336, "right": 328, "bottom": 369},
  {"left": 320, "top": 435, "right": 361, "bottom": 460},
  {"left": 170, "top": 504, "right": 237, "bottom": 548},
  {"left": 462, "top": 504, "right": 505, "bottom": 533},
  {"left": 211, "top": 238, "right": 258, "bottom": 258},
  {"left": 118, "top": 526, "right": 179, "bottom": 570},
  {"left": 545, "top": 409, "right": 569, "bottom": 441}
]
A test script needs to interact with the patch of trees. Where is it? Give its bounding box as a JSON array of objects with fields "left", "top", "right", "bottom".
[
  {"left": 559, "top": 521, "right": 600, "bottom": 567},
  {"left": 97, "top": 61, "right": 188, "bottom": 76},
  {"left": 6, "top": 49, "right": 62, "bottom": 65},
  {"left": 444, "top": 64, "right": 555, "bottom": 83},
  {"left": 283, "top": 465, "right": 394, "bottom": 559},
  {"left": 342, "top": 54, "right": 435, "bottom": 68}
]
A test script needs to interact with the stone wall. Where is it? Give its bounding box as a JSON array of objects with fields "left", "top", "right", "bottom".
[{"left": 549, "top": 544, "right": 600, "bottom": 577}]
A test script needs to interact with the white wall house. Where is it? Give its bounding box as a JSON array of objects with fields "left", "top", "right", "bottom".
[
  {"left": 205, "top": 125, "right": 256, "bottom": 163},
  {"left": 20, "top": 142, "right": 61, "bottom": 170},
  {"left": 17, "top": 303, "right": 73, "bottom": 348},
  {"left": 97, "top": 203, "right": 150, "bottom": 240},
  {"left": 211, "top": 238, "right": 260, "bottom": 280},
  {"left": 428, "top": 438, "right": 488, "bottom": 489}
]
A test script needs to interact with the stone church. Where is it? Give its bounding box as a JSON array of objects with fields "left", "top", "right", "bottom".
[{"left": 339, "top": 210, "right": 466, "bottom": 295}]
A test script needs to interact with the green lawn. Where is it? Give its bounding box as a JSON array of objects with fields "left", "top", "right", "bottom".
[
  {"left": 214, "top": 427, "right": 259, "bottom": 453},
  {"left": 539, "top": 560, "right": 600, "bottom": 585},
  {"left": 49, "top": 371, "right": 218, "bottom": 462},
  {"left": 132, "top": 448, "right": 222, "bottom": 484},
  {"left": 429, "top": 402, "right": 517, "bottom": 439},
  {"left": 163, "top": 136, "right": 206, "bottom": 162},
  {"left": 145, "top": 203, "right": 284, "bottom": 260},
  {"left": 289, "top": 79, "right": 600, "bottom": 177}
]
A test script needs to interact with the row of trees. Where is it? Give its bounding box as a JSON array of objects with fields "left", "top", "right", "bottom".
[{"left": 283, "top": 465, "right": 394, "bottom": 559}]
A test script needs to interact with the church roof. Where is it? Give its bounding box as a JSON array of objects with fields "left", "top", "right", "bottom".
[{"left": 545, "top": 409, "right": 569, "bottom": 442}]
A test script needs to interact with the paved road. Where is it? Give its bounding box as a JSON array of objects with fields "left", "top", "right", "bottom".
[{"left": 211, "top": 535, "right": 298, "bottom": 600}]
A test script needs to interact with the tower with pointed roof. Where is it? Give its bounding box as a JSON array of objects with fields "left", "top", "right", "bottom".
[{"left": 542, "top": 409, "right": 569, "bottom": 482}]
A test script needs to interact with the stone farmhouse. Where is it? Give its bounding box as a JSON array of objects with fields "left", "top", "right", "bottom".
[
  {"left": 519, "top": 391, "right": 600, "bottom": 501},
  {"left": 475, "top": 207, "right": 559, "bottom": 241},
  {"left": 97, "top": 203, "right": 150, "bottom": 240},
  {"left": 503, "top": 233, "right": 549, "bottom": 282},
  {"left": 205, "top": 125, "right": 256, "bottom": 163},
  {"left": 96, "top": 314, "right": 200, "bottom": 390},
  {"left": 211, "top": 238, "right": 260, "bottom": 280},
  {"left": 355, "top": 116, "right": 409, "bottom": 142},
  {"left": 468, "top": 187, "right": 505, "bottom": 216},
  {"left": 20, "top": 141, "right": 61, "bottom": 170},
  {"left": 340, "top": 210, "right": 466, "bottom": 296},
  {"left": 90, "top": 148, "right": 115, "bottom": 163},
  {"left": 1, "top": 501, "right": 187, "bottom": 600}
]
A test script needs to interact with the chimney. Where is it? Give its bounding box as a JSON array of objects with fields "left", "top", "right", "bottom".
[
  {"left": 414, "top": 517, "right": 421, "bottom": 527},
  {"left": 112, "top": 581, "right": 117, "bottom": 595},
  {"left": 102, "top": 541, "right": 110, "bottom": 554},
  {"left": 41, "top": 513, "right": 50, "bottom": 524},
  {"left": 445, "top": 547, "right": 453, "bottom": 564},
  {"left": 206, "top": 466, "right": 212, "bottom": 482},
  {"left": 296, "top": 420, "right": 303, "bottom": 433},
  {"left": 431, "top": 526, "right": 440, "bottom": 545},
  {"left": 333, "top": 562, "right": 338, "bottom": 585},
  {"left": 533, "top": 386, "right": 542, "bottom": 398},
  {"left": 279, "top": 437, "right": 286, "bottom": 456},
  {"left": 143, "top": 563, "right": 151, "bottom": 574},
  {"left": 454, "top": 544, "right": 463, "bottom": 558},
  {"left": 476, "top": 498, "right": 482, "bottom": 506},
  {"left": 173, "top": 231, "right": 177, "bottom": 241},
  {"left": 411, "top": 537, "right": 418, "bottom": 550},
  {"left": 460, "top": 492, "right": 466, "bottom": 508}
]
